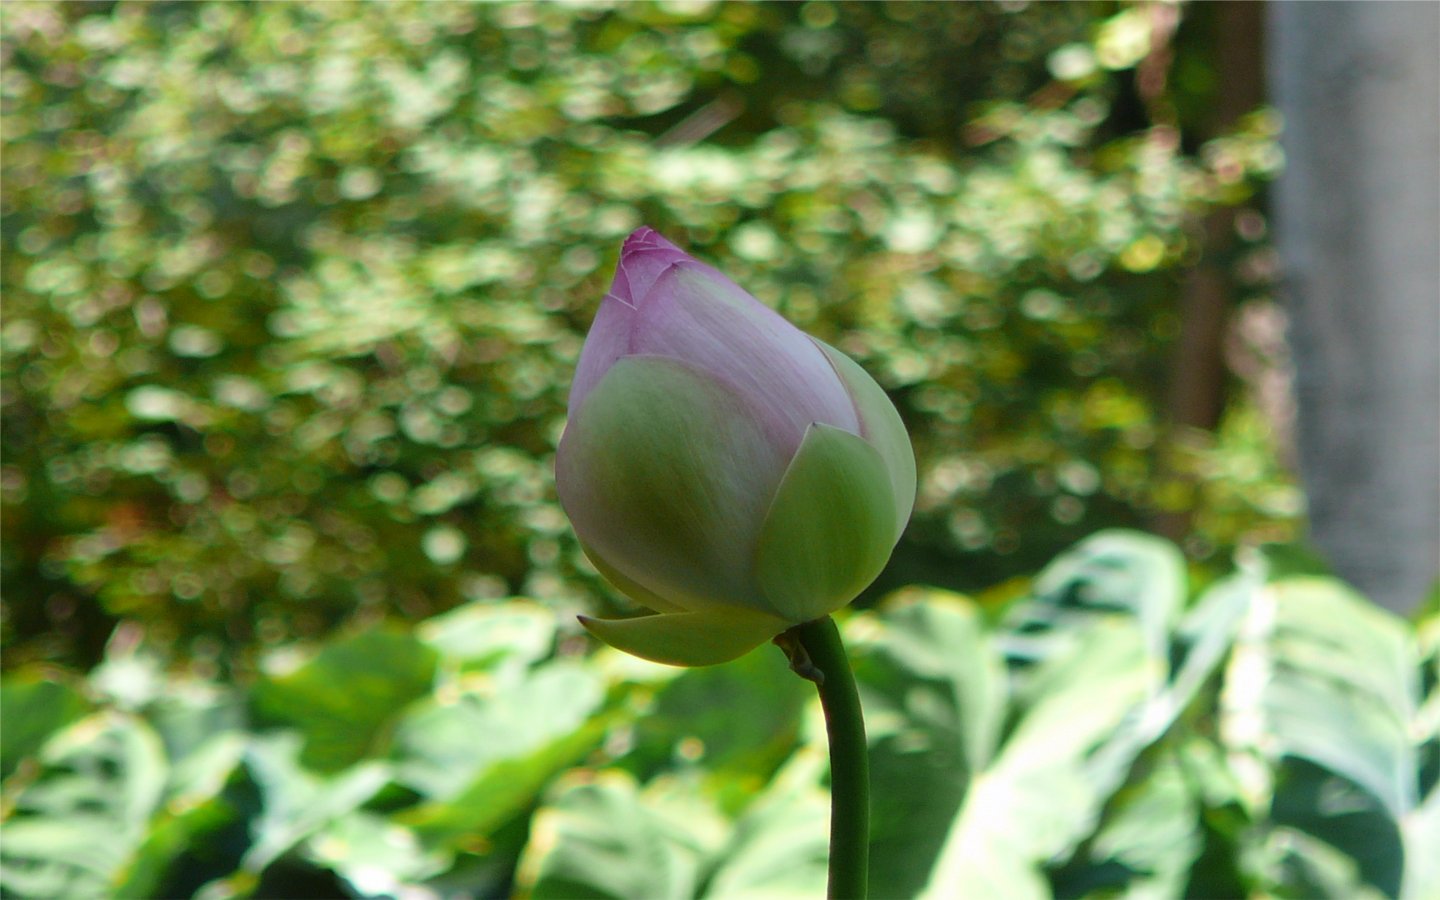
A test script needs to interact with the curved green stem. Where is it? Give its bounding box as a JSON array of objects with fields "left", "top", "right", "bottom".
[{"left": 779, "top": 616, "right": 869, "bottom": 899}]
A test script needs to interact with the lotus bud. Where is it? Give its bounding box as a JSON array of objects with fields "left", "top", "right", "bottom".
[{"left": 556, "top": 227, "right": 915, "bottom": 666}]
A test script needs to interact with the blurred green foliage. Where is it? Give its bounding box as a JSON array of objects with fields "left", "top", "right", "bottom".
[
  {"left": 3, "top": 533, "right": 1435, "bottom": 898},
  {"left": 1, "top": 0, "right": 1296, "bottom": 670}
]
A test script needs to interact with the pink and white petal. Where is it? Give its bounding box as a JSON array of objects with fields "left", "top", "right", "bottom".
[
  {"left": 569, "top": 292, "right": 636, "bottom": 414},
  {"left": 555, "top": 355, "right": 789, "bottom": 616},
  {"left": 611, "top": 227, "right": 690, "bottom": 308},
  {"left": 632, "top": 262, "right": 859, "bottom": 456}
]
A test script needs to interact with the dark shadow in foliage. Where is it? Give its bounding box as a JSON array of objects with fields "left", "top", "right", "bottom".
[
  {"left": 125, "top": 770, "right": 260, "bottom": 900},
  {"left": 1049, "top": 855, "right": 1146, "bottom": 900},
  {"left": 863, "top": 727, "right": 970, "bottom": 899},
  {"left": 1180, "top": 801, "right": 1250, "bottom": 899},
  {"left": 253, "top": 856, "right": 350, "bottom": 900},
  {"left": 854, "top": 597, "right": 1006, "bottom": 899},
  {"left": 1271, "top": 757, "right": 1405, "bottom": 899}
]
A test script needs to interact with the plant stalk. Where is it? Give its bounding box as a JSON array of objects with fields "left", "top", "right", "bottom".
[{"left": 778, "top": 616, "right": 869, "bottom": 899}]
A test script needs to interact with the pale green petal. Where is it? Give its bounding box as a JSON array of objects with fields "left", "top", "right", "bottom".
[
  {"left": 555, "top": 356, "right": 787, "bottom": 614},
  {"left": 578, "top": 607, "right": 792, "bottom": 667},
  {"left": 754, "top": 423, "right": 898, "bottom": 623},
  {"left": 579, "top": 540, "right": 687, "bottom": 614},
  {"left": 814, "top": 339, "right": 917, "bottom": 540}
]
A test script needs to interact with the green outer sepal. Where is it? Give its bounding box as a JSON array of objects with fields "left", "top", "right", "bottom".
[
  {"left": 754, "top": 423, "right": 897, "bottom": 623},
  {"left": 578, "top": 607, "right": 792, "bottom": 667},
  {"left": 578, "top": 540, "right": 686, "bottom": 614},
  {"left": 814, "top": 339, "right": 916, "bottom": 540}
]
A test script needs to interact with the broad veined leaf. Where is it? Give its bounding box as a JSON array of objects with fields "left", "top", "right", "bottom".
[
  {"left": 923, "top": 620, "right": 1159, "bottom": 900},
  {"left": 0, "top": 675, "right": 90, "bottom": 781},
  {"left": 1221, "top": 577, "right": 1420, "bottom": 898},
  {"left": 250, "top": 627, "right": 438, "bottom": 773},
  {"left": 401, "top": 719, "right": 612, "bottom": 852},
  {"left": 847, "top": 590, "right": 1008, "bottom": 898},
  {"left": 622, "top": 644, "right": 810, "bottom": 804},
  {"left": 921, "top": 533, "right": 1192, "bottom": 897},
  {"left": 239, "top": 731, "right": 392, "bottom": 875},
  {"left": 1402, "top": 611, "right": 1440, "bottom": 900},
  {"left": 1046, "top": 751, "right": 1202, "bottom": 899},
  {"left": 104, "top": 674, "right": 250, "bottom": 897},
  {"left": 303, "top": 811, "right": 450, "bottom": 898},
  {"left": 417, "top": 599, "right": 557, "bottom": 673},
  {"left": 1001, "top": 529, "right": 1185, "bottom": 668},
  {"left": 1041, "top": 568, "right": 1263, "bottom": 899},
  {"left": 0, "top": 712, "right": 167, "bottom": 899},
  {"left": 516, "top": 771, "right": 729, "bottom": 900},
  {"left": 111, "top": 769, "right": 246, "bottom": 900},
  {"left": 701, "top": 749, "right": 829, "bottom": 899},
  {"left": 390, "top": 659, "right": 605, "bottom": 800}
]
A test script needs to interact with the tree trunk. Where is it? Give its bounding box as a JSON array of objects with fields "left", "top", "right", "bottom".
[{"left": 1269, "top": 1, "right": 1440, "bottom": 614}]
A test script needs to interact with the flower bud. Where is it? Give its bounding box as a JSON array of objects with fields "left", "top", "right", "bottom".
[{"left": 557, "top": 227, "right": 915, "bottom": 665}]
